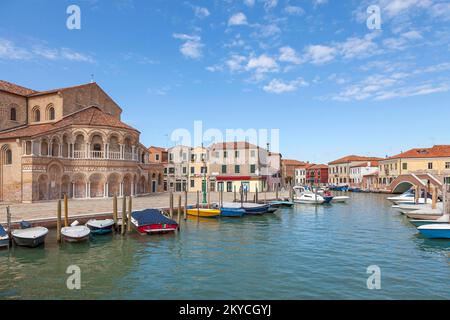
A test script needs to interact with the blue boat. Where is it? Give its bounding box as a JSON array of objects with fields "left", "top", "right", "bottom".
[
  {"left": 418, "top": 224, "right": 450, "bottom": 239},
  {"left": 268, "top": 200, "right": 294, "bottom": 208},
  {"left": 0, "top": 225, "right": 9, "bottom": 248},
  {"left": 323, "top": 196, "right": 334, "bottom": 204},
  {"left": 222, "top": 202, "right": 270, "bottom": 215},
  {"left": 220, "top": 207, "right": 246, "bottom": 217},
  {"left": 86, "top": 219, "right": 115, "bottom": 235}
]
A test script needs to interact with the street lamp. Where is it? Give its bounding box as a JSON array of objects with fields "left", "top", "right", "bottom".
[{"left": 202, "top": 145, "right": 207, "bottom": 205}]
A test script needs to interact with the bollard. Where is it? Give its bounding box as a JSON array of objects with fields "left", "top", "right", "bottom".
[
  {"left": 64, "top": 194, "right": 69, "bottom": 227},
  {"left": 57, "top": 200, "right": 62, "bottom": 243}
]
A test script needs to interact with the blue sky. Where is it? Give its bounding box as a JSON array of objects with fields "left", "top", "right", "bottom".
[{"left": 1, "top": 0, "right": 450, "bottom": 163}]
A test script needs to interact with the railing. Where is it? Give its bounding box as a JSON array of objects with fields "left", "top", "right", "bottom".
[
  {"left": 73, "top": 151, "right": 86, "bottom": 159},
  {"left": 90, "top": 150, "right": 104, "bottom": 158},
  {"left": 35, "top": 150, "right": 142, "bottom": 161},
  {"left": 109, "top": 151, "right": 121, "bottom": 159}
]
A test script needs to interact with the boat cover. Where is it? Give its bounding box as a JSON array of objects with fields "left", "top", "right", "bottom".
[
  {"left": 131, "top": 209, "right": 177, "bottom": 226},
  {"left": 20, "top": 221, "right": 32, "bottom": 229},
  {"left": 0, "top": 225, "right": 7, "bottom": 237}
]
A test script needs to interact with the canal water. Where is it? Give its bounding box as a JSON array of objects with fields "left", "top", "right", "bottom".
[{"left": 0, "top": 193, "right": 449, "bottom": 300}]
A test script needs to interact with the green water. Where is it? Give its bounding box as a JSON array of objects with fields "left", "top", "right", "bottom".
[{"left": 0, "top": 193, "right": 449, "bottom": 300}]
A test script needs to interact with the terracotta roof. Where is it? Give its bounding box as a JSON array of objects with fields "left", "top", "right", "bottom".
[
  {"left": 148, "top": 146, "right": 167, "bottom": 152},
  {"left": 27, "top": 82, "right": 95, "bottom": 97},
  {"left": 0, "top": 80, "right": 37, "bottom": 96},
  {"left": 308, "top": 164, "right": 328, "bottom": 169},
  {"left": 0, "top": 106, "right": 138, "bottom": 140},
  {"left": 350, "top": 160, "right": 380, "bottom": 168},
  {"left": 329, "top": 155, "right": 382, "bottom": 165},
  {"left": 386, "top": 145, "right": 450, "bottom": 160},
  {"left": 282, "top": 159, "right": 308, "bottom": 166},
  {"left": 209, "top": 142, "right": 259, "bottom": 150}
]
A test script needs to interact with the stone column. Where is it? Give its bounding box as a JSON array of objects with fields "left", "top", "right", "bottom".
[
  {"left": 86, "top": 182, "right": 90, "bottom": 198},
  {"left": 72, "top": 182, "right": 75, "bottom": 198},
  {"left": 120, "top": 144, "right": 124, "bottom": 159},
  {"left": 120, "top": 182, "right": 124, "bottom": 197},
  {"left": 131, "top": 146, "right": 136, "bottom": 161},
  {"left": 104, "top": 144, "right": 109, "bottom": 159},
  {"left": 104, "top": 183, "right": 108, "bottom": 198}
]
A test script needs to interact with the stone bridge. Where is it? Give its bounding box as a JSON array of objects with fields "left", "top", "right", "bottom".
[{"left": 388, "top": 173, "right": 443, "bottom": 194}]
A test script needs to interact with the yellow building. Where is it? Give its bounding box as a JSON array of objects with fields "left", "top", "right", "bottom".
[{"left": 378, "top": 145, "right": 450, "bottom": 186}]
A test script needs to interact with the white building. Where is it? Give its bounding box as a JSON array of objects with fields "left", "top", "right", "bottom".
[
  {"left": 295, "top": 167, "right": 307, "bottom": 186},
  {"left": 349, "top": 161, "right": 379, "bottom": 187}
]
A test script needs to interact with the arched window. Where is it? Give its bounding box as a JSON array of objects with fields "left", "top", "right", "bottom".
[
  {"left": 5, "top": 149, "right": 12, "bottom": 165},
  {"left": 33, "top": 108, "right": 41, "bottom": 122},
  {"left": 10, "top": 108, "right": 16, "bottom": 121},
  {"left": 48, "top": 107, "right": 55, "bottom": 120}
]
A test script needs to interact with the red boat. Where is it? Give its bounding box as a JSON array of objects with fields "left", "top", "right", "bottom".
[{"left": 131, "top": 209, "right": 178, "bottom": 235}]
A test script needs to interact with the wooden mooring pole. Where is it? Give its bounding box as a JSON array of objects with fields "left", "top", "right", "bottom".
[
  {"left": 431, "top": 185, "right": 438, "bottom": 210},
  {"left": 177, "top": 195, "right": 182, "bottom": 227},
  {"left": 121, "top": 196, "right": 126, "bottom": 235},
  {"left": 184, "top": 190, "right": 188, "bottom": 220},
  {"left": 113, "top": 195, "right": 118, "bottom": 228},
  {"left": 64, "top": 194, "right": 69, "bottom": 227},
  {"left": 169, "top": 192, "right": 174, "bottom": 219},
  {"left": 6, "top": 206, "right": 12, "bottom": 246},
  {"left": 127, "top": 196, "right": 132, "bottom": 232},
  {"left": 56, "top": 200, "right": 62, "bottom": 243},
  {"left": 234, "top": 186, "right": 237, "bottom": 202},
  {"left": 255, "top": 186, "right": 258, "bottom": 203}
]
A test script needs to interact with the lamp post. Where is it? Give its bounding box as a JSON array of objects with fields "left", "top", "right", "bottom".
[{"left": 202, "top": 147, "right": 207, "bottom": 205}]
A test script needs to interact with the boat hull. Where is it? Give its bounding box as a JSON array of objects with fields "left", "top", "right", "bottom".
[
  {"left": 186, "top": 208, "right": 221, "bottom": 218},
  {"left": 13, "top": 234, "right": 47, "bottom": 248},
  {"left": 0, "top": 237, "right": 10, "bottom": 248},
  {"left": 86, "top": 220, "right": 115, "bottom": 235},
  {"left": 331, "top": 196, "right": 349, "bottom": 203},
  {"left": 409, "top": 220, "right": 449, "bottom": 227},
  {"left": 418, "top": 227, "right": 450, "bottom": 239},
  {"left": 220, "top": 208, "right": 245, "bottom": 217},
  {"left": 62, "top": 235, "right": 90, "bottom": 243},
  {"left": 405, "top": 213, "right": 442, "bottom": 220},
  {"left": 135, "top": 224, "right": 178, "bottom": 235},
  {"left": 243, "top": 205, "right": 269, "bottom": 215},
  {"left": 323, "top": 196, "right": 333, "bottom": 204}
]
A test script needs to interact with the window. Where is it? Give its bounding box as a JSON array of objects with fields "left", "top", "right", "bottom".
[
  {"left": 5, "top": 149, "right": 12, "bottom": 165},
  {"left": 250, "top": 150, "right": 256, "bottom": 157},
  {"left": 33, "top": 108, "right": 40, "bottom": 122},
  {"left": 402, "top": 163, "right": 408, "bottom": 170},
  {"left": 190, "top": 167, "right": 195, "bottom": 174},
  {"left": 169, "top": 153, "right": 173, "bottom": 161},
  {"left": 444, "top": 177, "right": 450, "bottom": 184},
  {"left": 164, "top": 168, "right": 168, "bottom": 174},
  {"left": 182, "top": 167, "right": 187, "bottom": 174},
  {"left": 235, "top": 150, "right": 239, "bottom": 158},
  {"left": 223, "top": 151, "right": 228, "bottom": 158},
  {"left": 222, "top": 165, "right": 227, "bottom": 174},
  {"left": 201, "top": 167, "right": 207, "bottom": 174},
  {"left": 235, "top": 165, "right": 240, "bottom": 174},
  {"left": 155, "top": 154, "right": 160, "bottom": 161},
  {"left": 10, "top": 108, "right": 16, "bottom": 121},
  {"left": 428, "top": 162, "right": 433, "bottom": 170},
  {"left": 48, "top": 107, "right": 55, "bottom": 120},
  {"left": 446, "top": 162, "right": 450, "bottom": 169},
  {"left": 168, "top": 167, "right": 175, "bottom": 174},
  {"left": 190, "top": 180, "right": 195, "bottom": 188},
  {"left": 182, "top": 153, "right": 187, "bottom": 161},
  {"left": 250, "top": 164, "right": 256, "bottom": 174}
]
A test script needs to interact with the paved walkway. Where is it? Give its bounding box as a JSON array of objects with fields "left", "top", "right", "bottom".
[{"left": 0, "top": 191, "right": 289, "bottom": 224}]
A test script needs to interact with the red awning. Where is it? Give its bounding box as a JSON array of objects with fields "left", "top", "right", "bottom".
[{"left": 216, "top": 176, "right": 252, "bottom": 181}]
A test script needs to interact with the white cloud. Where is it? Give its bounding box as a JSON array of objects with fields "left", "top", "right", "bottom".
[
  {"left": 313, "top": 0, "right": 328, "bottom": 7},
  {"left": 244, "top": 0, "right": 255, "bottom": 7},
  {"left": 60, "top": 48, "right": 95, "bottom": 63},
  {"left": 384, "top": 0, "right": 432, "bottom": 18},
  {"left": 264, "top": 0, "right": 278, "bottom": 10},
  {"left": 263, "top": 77, "right": 308, "bottom": 94},
  {"left": 173, "top": 33, "right": 203, "bottom": 59},
  {"left": 194, "top": 7, "right": 210, "bottom": 18},
  {"left": 304, "top": 45, "right": 336, "bottom": 64},
  {"left": 148, "top": 86, "right": 171, "bottom": 96},
  {"left": 228, "top": 12, "right": 248, "bottom": 26},
  {"left": 401, "top": 30, "right": 422, "bottom": 40},
  {"left": 226, "top": 55, "right": 247, "bottom": 72},
  {"left": 246, "top": 54, "right": 279, "bottom": 73},
  {"left": 338, "top": 33, "right": 379, "bottom": 60},
  {"left": 279, "top": 46, "right": 302, "bottom": 64},
  {"left": 284, "top": 6, "right": 304, "bottom": 15},
  {"left": 430, "top": 2, "right": 450, "bottom": 20}
]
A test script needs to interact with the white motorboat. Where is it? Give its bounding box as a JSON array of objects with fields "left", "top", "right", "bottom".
[
  {"left": 410, "top": 214, "right": 449, "bottom": 227},
  {"left": 387, "top": 188, "right": 432, "bottom": 205},
  {"left": 331, "top": 196, "right": 350, "bottom": 203},
  {"left": 418, "top": 224, "right": 450, "bottom": 239},
  {"left": 293, "top": 186, "right": 325, "bottom": 204},
  {"left": 61, "top": 221, "right": 91, "bottom": 242},
  {"left": 86, "top": 219, "right": 115, "bottom": 235},
  {"left": 12, "top": 225, "right": 48, "bottom": 248}
]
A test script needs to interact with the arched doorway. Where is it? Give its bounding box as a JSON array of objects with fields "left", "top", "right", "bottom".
[
  {"left": 73, "top": 173, "right": 86, "bottom": 198},
  {"left": 107, "top": 173, "right": 121, "bottom": 197},
  {"left": 123, "top": 174, "right": 132, "bottom": 196},
  {"left": 48, "top": 164, "right": 62, "bottom": 199},
  {"left": 89, "top": 173, "right": 105, "bottom": 198},
  {"left": 38, "top": 175, "right": 49, "bottom": 200}
]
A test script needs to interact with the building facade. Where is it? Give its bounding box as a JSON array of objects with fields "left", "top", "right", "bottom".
[
  {"left": 0, "top": 80, "right": 162, "bottom": 203},
  {"left": 349, "top": 161, "right": 379, "bottom": 188},
  {"left": 378, "top": 145, "right": 450, "bottom": 188},
  {"left": 328, "top": 155, "right": 382, "bottom": 186},
  {"left": 306, "top": 164, "right": 329, "bottom": 185},
  {"left": 282, "top": 159, "right": 308, "bottom": 186}
]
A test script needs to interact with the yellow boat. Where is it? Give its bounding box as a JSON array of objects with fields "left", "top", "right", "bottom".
[{"left": 186, "top": 208, "right": 221, "bottom": 218}]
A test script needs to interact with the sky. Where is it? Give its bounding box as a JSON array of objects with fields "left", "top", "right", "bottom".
[{"left": 1, "top": 0, "right": 450, "bottom": 163}]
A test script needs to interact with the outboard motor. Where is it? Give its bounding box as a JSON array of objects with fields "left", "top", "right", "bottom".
[{"left": 20, "top": 221, "right": 32, "bottom": 229}]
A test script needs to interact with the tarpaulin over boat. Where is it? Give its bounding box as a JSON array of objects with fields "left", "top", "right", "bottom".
[
  {"left": 131, "top": 209, "right": 177, "bottom": 226},
  {"left": 0, "top": 225, "right": 7, "bottom": 237}
]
